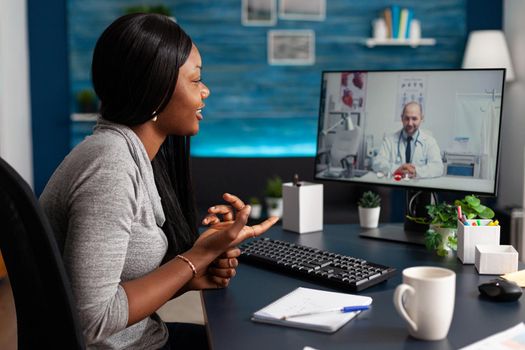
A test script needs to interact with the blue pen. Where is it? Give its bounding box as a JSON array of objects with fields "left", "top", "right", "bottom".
[{"left": 280, "top": 305, "right": 370, "bottom": 320}]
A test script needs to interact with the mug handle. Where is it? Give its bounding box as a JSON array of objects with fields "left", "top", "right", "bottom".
[{"left": 393, "top": 284, "right": 418, "bottom": 332}]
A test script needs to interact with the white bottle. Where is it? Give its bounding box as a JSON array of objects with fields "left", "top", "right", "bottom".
[
  {"left": 409, "top": 19, "right": 421, "bottom": 41},
  {"left": 373, "top": 18, "right": 387, "bottom": 40}
]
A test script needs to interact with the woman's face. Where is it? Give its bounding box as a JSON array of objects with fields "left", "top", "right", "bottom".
[{"left": 156, "top": 45, "right": 210, "bottom": 136}]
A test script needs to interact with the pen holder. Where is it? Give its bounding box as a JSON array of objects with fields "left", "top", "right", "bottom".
[
  {"left": 457, "top": 219, "right": 500, "bottom": 264},
  {"left": 282, "top": 182, "right": 323, "bottom": 234}
]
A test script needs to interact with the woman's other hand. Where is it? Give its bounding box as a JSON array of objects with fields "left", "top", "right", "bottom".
[{"left": 185, "top": 248, "right": 240, "bottom": 290}]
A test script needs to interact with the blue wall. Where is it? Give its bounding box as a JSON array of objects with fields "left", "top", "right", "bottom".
[
  {"left": 68, "top": 0, "right": 468, "bottom": 158},
  {"left": 29, "top": 0, "right": 502, "bottom": 194},
  {"left": 467, "top": 0, "right": 502, "bottom": 30},
  {"left": 28, "top": 0, "right": 70, "bottom": 195}
]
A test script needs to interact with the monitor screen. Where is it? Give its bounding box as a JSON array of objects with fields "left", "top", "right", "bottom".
[{"left": 314, "top": 69, "right": 505, "bottom": 196}]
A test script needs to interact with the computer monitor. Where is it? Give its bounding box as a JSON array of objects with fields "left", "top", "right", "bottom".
[{"left": 314, "top": 69, "right": 506, "bottom": 244}]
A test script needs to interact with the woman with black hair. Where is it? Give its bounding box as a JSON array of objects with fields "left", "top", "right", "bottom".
[{"left": 40, "top": 13, "right": 278, "bottom": 349}]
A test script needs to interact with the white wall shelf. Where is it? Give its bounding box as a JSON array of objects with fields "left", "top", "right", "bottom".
[
  {"left": 71, "top": 113, "right": 98, "bottom": 122},
  {"left": 365, "top": 38, "right": 436, "bottom": 48}
]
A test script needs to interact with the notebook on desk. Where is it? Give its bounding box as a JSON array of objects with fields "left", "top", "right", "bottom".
[{"left": 251, "top": 287, "right": 372, "bottom": 333}]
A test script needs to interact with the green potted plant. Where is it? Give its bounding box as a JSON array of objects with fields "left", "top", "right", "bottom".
[
  {"left": 414, "top": 202, "right": 458, "bottom": 257},
  {"left": 76, "top": 89, "right": 98, "bottom": 113},
  {"left": 407, "top": 194, "right": 495, "bottom": 257},
  {"left": 358, "top": 191, "right": 381, "bottom": 228},
  {"left": 265, "top": 175, "right": 283, "bottom": 218},
  {"left": 249, "top": 196, "right": 262, "bottom": 219}
]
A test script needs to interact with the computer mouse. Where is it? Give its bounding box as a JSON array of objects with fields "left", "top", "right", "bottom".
[{"left": 478, "top": 279, "right": 523, "bottom": 302}]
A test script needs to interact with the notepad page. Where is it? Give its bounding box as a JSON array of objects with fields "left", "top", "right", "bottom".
[{"left": 254, "top": 287, "right": 372, "bottom": 328}]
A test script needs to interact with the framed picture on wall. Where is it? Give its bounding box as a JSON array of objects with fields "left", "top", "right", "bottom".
[
  {"left": 396, "top": 76, "right": 427, "bottom": 121},
  {"left": 268, "top": 30, "right": 315, "bottom": 65},
  {"left": 279, "top": 0, "right": 326, "bottom": 21},
  {"left": 242, "top": 0, "right": 277, "bottom": 26}
]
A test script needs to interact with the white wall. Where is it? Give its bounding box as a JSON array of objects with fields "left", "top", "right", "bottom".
[
  {"left": 499, "top": 0, "right": 525, "bottom": 207},
  {"left": 0, "top": 0, "right": 33, "bottom": 187}
]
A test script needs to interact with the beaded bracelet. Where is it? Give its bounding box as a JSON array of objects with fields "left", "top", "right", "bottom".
[{"left": 176, "top": 254, "right": 197, "bottom": 277}]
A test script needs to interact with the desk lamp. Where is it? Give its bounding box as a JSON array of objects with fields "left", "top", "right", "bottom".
[
  {"left": 321, "top": 112, "right": 354, "bottom": 135},
  {"left": 462, "top": 30, "right": 515, "bottom": 82}
]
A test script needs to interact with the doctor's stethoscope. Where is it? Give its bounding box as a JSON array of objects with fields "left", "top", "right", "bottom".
[{"left": 396, "top": 131, "right": 421, "bottom": 164}]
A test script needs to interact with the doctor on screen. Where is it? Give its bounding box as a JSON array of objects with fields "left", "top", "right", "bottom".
[{"left": 372, "top": 101, "right": 444, "bottom": 179}]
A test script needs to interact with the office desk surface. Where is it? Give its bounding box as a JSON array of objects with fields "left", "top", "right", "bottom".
[{"left": 202, "top": 224, "right": 525, "bottom": 350}]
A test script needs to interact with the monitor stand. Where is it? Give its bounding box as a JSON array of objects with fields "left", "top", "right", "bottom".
[
  {"left": 359, "top": 223, "right": 425, "bottom": 245},
  {"left": 359, "top": 190, "right": 435, "bottom": 246}
]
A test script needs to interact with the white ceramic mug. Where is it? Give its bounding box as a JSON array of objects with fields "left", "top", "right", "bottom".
[{"left": 393, "top": 266, "right": 456, "bottom": 340}]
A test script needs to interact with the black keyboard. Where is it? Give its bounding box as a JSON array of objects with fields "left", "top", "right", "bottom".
[{"left": 239, "top": 238, "right": 396, "bottom": 292}]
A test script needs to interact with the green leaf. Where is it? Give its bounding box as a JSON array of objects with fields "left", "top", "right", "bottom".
[
  {"left": 473, "top": 204, "right": 486, "bottom": 214},
  {"left": 265, "top": 176, "right": 283, "bottom": 198},
  {"left": 437, "top": 247, "right": 449, "bottom": 257},
  {"left": 358, "top": 191, "right": 381, "bottom": 208},
  {"left": 479, "top": 207, "right": 495, "bottom": 219},
  {"left": 406, "top": 215, "right": 429, "bottom": 225},
  {"left": 465, "top": 195, "right": 480, "bottom": 207},
  {"left": 447, "top": 235, "right": 458, "bottom": 251},
  {"left": 424, "top": 230, "right": 442, "bottom": 251}
]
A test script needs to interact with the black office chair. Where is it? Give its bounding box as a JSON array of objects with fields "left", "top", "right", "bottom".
[{"left": 0, "top": 157, "right": 85, "bottom": 349}]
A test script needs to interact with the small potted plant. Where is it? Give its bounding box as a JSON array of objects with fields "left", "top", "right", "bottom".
[
  {"left": 265, "top": 175, "right": 283, "bottom": 218},
  {"left": 358, "top": 191, "right": 381, "bottom": 228},
  {"left": 249, "top": 196, "right": 262, "bottom": 219},
  {"left": 76, "top": 89, "right": 98, "bottom": 113},
  {"left": 412, "top": 202, "right": 458, "bottom": 257}
]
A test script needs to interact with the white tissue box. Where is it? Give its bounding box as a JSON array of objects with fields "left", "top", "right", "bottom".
[
  {"left": 282, "top": 182, "right": 323, "bottom": 234},
  {"left": 457, "top": 219, "right": 500, "bottom": 264},
  {"left": 475, "top": 245, "right": 518, "bottom": 275}
]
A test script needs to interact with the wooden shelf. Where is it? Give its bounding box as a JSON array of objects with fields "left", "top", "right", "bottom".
[{"left": 365, "top": 38, "right": 436, "bottom": 48}]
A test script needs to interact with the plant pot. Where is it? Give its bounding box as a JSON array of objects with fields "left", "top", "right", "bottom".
[
  {"left": 358, "top": 206, "right": 380, "bottom": 228},
  {"left": 266, "top": 197, "right": 283, "bottom": 218},
  {"left": 430, "top": 225, "right": 457, "bottom": 254},
  {"left": 249, "top": 204, "right": 262, "bottom": 219}
]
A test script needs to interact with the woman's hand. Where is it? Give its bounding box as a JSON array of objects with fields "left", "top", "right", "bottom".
[
  {"left": 187, "top": 198, "right": 279, "bottom": 290},
  {"left": 201, "top": 193, "right": 245, "bottom": 227},
  {"left": 201, "top": 192, "right": 279, "bottom": 245},
  {"left": 184, "top": 248, "right": 241, "bottom": 290},
  {"left": 197, "top": 204, "right": 278, "bottom": 254}
]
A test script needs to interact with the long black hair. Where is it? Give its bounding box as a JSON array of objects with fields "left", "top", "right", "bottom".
[{"left": 92, "top": 13, "right": 199, "bottom": 262}]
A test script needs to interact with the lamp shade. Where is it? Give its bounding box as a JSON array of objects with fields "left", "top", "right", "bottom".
[{"left": 462, "top": 30, "right": 515, "bottom": 82}]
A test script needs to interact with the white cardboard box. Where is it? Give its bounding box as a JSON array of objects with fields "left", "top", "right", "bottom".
[
  {"left": 282, "top": 182, "right": 323, "bottom": 234},
  {"left": 457, "top": 219, "right": 500, "bottom": 264},
  {"left": 475, "top": 245, "right": 518, "bottom": 275}
]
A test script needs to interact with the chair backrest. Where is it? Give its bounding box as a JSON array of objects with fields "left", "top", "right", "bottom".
[
  {"left": 0, "top": 157, "right": 85, "bottom": 349},
  {"left": 330, "top": 126, "right": 363, "bottom": 167}
]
